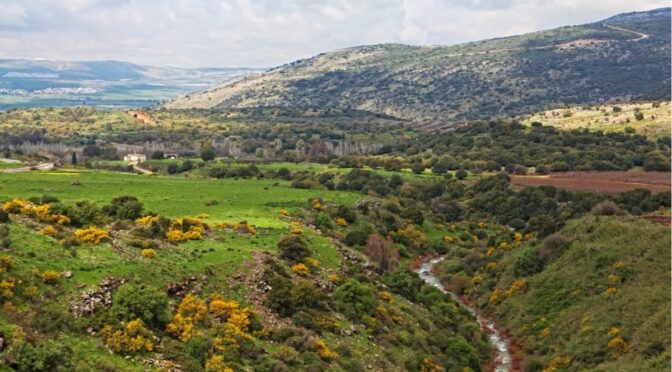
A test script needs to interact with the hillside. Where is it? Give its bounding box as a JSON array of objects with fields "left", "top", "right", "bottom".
[
  {"left": 166, "top": 8, "right": 671, "bottom": 128},
  {"left": 435, "top": 215, "right": 671, "bottom": 371},
  {"left": 519, "top": 101, "right": 671, "bottom": 139}
]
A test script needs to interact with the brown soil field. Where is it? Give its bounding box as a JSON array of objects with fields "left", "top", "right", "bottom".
[{"left": 511, "top": 171, "right": 671, "bottom": 193}]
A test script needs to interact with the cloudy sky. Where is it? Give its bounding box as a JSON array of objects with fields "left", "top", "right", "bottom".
[{"left": 0, "top": 0, "right": 667, "bottom": 68}]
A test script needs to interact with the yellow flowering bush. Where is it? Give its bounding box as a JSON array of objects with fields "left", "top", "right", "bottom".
[
  {"left": 489, "top": 288, "right": 502, "bottom": 305},
  {"left": 166, "top": 294, "right": 207, "bottom": 341},
  {"left": 74, "top": 227, "right": 110, "bottom": 244},
  {"left": 102, "top": 318, "right": 154, "bottom": 353},
  {"left": 506, "top": 278, "right": 528, "bottom": 297},
  {"left": 279, "top": 208, "right": 289, "bottom": 216},
  {"left": 311, "top": 338, "right": 338, "bottom": 360},
  {"left": 335, "top": 217, "right": 347, "bottom": 226},
  {"left": 140, "top": 249, "right": 156, "bottom": 258},
  {"left": 205, "top": 355, "right": 233, "bottom": 372},
  {"left": 135, "top": 215, "right": 160, "bottom": 226},
  {"left": 291, "top": 263, "right": 310, "bottom": 276},
  {"left": 41, "top": 270, "right": 61, "bottom": 284},
  {"left": 40, "top": 226, "right": 58, "bottom": 237}
]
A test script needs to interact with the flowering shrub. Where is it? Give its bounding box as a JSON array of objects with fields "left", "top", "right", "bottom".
[
  {"left": 42, "top": 270, "right": 61, "bottom": 284},
  {"left": 489, "top": 288, "right": 502, "bottom": 305},
  {"left": 335, "top": 217, "right": 347, "bottom": 226},
  {"left": 40, "top": 226, "right": 58, "bottom": 237},
  {"left": 311, "top": 338, "right": 338, "bottom": 360},
  {"left": 205, "top": 355, "right": 233, "bottom": 372},
  {"left": 135, "top": 215, "right": 160, "bottom": 226},
  {"left": 140, "top": 249, "right": 156, "bottom": 258},
  {"left": 166, "top": 294, "right": 207, "bottom": 341},
  {"left": 166, "top": 218, "right": 207, "bottom": 242},
  {"left": 311, "top": 198, "right": 325, "bottom": 211},
  {"left": 380, "top": 291, "right": 392, "bottom": 303},
  {"left": 279, "top": 208, "right": 289, "bottom": 216},
  {"left": 74, "top": 227, "right": 109, "bottom": 244},
  {"left": 506, "top": 278, "right": 528, "bottom": 297},
  {"left": 543, "top": 355, "right": 571, "bottom": 371},
  {"left": 3, "top": 199, "right": 71, "bottom": 225},
  {"left": 102, "top": 318, "right": 154, "bottom": 353},
  {"left": 291, "top": 263, "right": 310, "bottom": 276}
]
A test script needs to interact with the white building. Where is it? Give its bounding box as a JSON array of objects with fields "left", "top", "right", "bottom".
[{"left": 123, "top": 153, "right": 147, "bottom": 163}]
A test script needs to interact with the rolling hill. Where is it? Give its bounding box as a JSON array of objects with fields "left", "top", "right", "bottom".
[{"left": 166, "top": 8, "right": 671, "bottom": 129}]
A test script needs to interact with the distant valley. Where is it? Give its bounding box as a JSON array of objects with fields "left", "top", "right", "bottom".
[{"left": 0, "top": 59, "right": 263, "bottom": 110}]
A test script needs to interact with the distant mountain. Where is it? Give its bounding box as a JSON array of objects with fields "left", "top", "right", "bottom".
[
  {"left": 166, "top": 8, "right": 671, "bottom": 129},
  {"left": 0, "top": 60, "right": 263, "bottom": 110},
  {"left": 0, "top": 59, "right": 258, "bottom": 83}
]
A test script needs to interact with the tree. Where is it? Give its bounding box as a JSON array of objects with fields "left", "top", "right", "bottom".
[
  {"left": 71, "top": 152, "right": 77, "bottom": 165},
  {"left": 151, "top": 151, "right": 164, "bottom": 160},
  {"left": 201, "top": 148, "right": 216, "bottom": 162},
  {"left": 455, "top": 169, "right": 468, "bottom": 180},
  {"left": 411, "top": 163, "right": 425, "bottom": 174},
  {"left": 364, "top": 234, "right": 399, "bottom": 274},
  {"left": 167, "top": 163, "right": 179, "bottom": 174},
  {"left": 277, "top": 235, "right": 311, "bottom": 263}
]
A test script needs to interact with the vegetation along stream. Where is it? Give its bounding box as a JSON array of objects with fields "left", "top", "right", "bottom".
[{"left": 416, "top": 257, "right": 512, "bottom": 372}]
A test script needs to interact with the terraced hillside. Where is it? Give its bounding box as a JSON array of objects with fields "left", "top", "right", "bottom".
[{"left": 166, "top": 8, "right": 671, "bottom": 129}]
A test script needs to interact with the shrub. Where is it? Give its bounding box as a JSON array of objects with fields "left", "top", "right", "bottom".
[
  {"left": 278, "top": 235, "right": 311, "bottom": 263},
  {"left": 333, "top": 279, "right": 378, "bottom": 321},
  {"left": 104, "top": 196, "right": 143, "bottom": 221},
  {"left": 539, "top": 234, "right": 570, "bottom": 261},
  {"left": 17, "top": 339, "right": 73, "bottom": 371},
  {"left": 108, "top": 283, "right": 170, "bottom": 327},
  {"left": 42, "top": 270, "right": 61, "bottom": 284},
  {"left": 591, "top": 200, "right": 620, "bottom": 216},
  {"left": 74, "top": 226, "right": 110, "bottom": 244},
  {"left": 141, "top": 248, "right": 156, "bottom": 258},
  {"left": 291, "top": 263, "right": 310, "bottom": 276},
  {"left": 102, "top": 319, "right": 155, "bottom": 353}
]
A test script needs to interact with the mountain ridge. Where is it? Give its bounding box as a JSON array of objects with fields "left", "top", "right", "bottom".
[{"left": 166, "top": 8, "right": 671, "bottom": 128}]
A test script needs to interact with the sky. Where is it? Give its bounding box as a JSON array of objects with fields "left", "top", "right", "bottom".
[{"left": 0, "top": 0, "right": 668, "bottom": 68}]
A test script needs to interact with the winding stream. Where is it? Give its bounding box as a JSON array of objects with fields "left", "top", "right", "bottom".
[{"left": 416, "top": 256, "right": 511, "bottom": 372}]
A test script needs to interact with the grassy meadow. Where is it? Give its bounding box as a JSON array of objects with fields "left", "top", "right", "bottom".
[{"left": 521, "top": 101, "right": 671, "bottom": 139}]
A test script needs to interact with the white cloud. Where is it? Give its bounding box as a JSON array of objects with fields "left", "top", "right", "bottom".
[{"left": 0, "top": 0, "right": 667, "bottom": 67}]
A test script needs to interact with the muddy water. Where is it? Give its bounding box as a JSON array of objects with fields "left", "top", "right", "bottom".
[{"left": 416, "top": 256, "right": 511, "bottom": 372}]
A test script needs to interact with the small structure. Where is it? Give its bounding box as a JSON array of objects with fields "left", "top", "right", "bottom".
[
  {"left": 123, "top": 153, "right": 146, "bottom": 163},
  {"left": 165, "top": 153, "right": 179, "bottom": 160}
]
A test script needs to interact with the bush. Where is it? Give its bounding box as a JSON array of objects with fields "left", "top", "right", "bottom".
[
  {"left": 103, "top": 196, "right": 143, "bottom": 221},
  {"left": 278, "top": 235, "right": 311, "bottom": 263},
  {"left": 514, "top": 247, "right": 545, "bottom": 277},
  {"left": 333, "top": 279, "right": 378, "bottom": 321},
  {"left": 17, "top": 339, "right": 73, "bottom": 371},
  {"left": 592, "top": 200, "right": 620, "bottom": 216},
  {"left": 108, "top": 283, "right": 170, "bottom": 327},
  {"left": 539, "top": 234, "right": 570, "bottom": 261}
]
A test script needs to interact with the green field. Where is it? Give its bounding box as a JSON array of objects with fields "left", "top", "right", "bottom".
[{"left": 0, "top": 168, "right": 361, "bottom": 227}]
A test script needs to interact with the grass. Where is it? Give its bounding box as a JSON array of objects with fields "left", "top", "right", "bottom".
[
  {"left": 495, "top": 216, "right": 671, "bottom": 370},
  {"left": 0, "top": 168, "right": 362, "bottom": 228},
  {"left": 520, "top": 101, "right": 671, "bottom": 139}
]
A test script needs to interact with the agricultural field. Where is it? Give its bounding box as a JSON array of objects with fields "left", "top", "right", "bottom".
[
  {"left": 511, "top": 171, "right": 671, "bottom": 193},
  {"left": 520, "top": 101, "right": 671, "bottom": 139}
]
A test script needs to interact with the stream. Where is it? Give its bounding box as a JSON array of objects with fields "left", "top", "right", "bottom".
[{"left": 416, "top": 256, "right": 511, "bottom": 372}]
